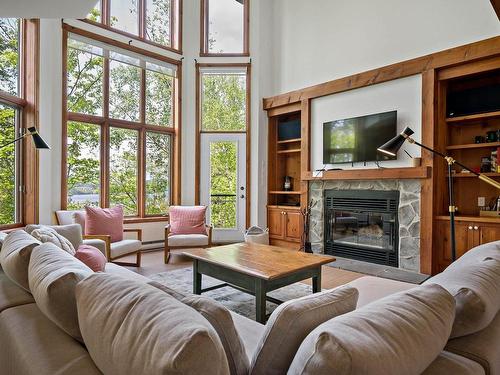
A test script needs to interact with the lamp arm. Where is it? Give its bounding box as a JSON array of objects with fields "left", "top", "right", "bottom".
[
  {"left": 408, "top": 137, "right": 500, "bottom": 190},
  {"left": 0, "top": 133, "right": 28, "bottom": 151}
]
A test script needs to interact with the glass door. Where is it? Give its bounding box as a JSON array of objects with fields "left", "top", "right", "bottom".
[{"left": 200, "top": 133, "right": 246, "bottom": 242}]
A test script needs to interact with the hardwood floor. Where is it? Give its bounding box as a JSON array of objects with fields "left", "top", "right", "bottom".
[{"left": 119, "top": 248, "right": 366, "bottom": 289}]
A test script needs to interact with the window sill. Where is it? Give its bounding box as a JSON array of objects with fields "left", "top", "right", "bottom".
[{"left": 124, "top": 216, "right": 169, "bottom": 224}]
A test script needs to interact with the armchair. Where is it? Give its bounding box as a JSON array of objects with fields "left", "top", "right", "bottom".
[
  {"left": 55, "top": 210, "right": 142, "bottom": 267},
  {"left": 164, "top": 224, "right": 212, "bottom": 263},
  {"left": 164, "top": 205, "right": 212, "bottom": 263}
]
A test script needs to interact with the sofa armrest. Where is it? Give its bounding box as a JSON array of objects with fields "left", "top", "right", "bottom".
[
  {"left": 83, "top": 234, "right": 111, "bottom": 261},
  {"left": 206, "top": 225, "right": 212, "bottom": 246},
  {"left": 124, "top": 228, "right": 142, "bottom": 241}
]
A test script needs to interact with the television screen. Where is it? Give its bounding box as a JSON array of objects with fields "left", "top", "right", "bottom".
[{"left": 323, "top": 110, "right": 397, "bottom": 164}]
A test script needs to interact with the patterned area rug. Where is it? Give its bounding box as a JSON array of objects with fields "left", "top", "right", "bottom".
[{"left": 150, "top": 267, "right": 312, "bottom": 320}]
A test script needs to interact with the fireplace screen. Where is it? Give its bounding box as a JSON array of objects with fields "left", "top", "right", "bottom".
[{"left": 324, "top": 190, "right": 400, "bottom": 267}]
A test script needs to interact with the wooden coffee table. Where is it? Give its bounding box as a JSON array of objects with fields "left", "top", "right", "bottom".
[{"left": 183, "top": 242, "right": 335, "bottom": 323}]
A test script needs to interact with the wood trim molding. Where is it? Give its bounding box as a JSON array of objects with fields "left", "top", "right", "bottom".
[
  {"left": 199, "top": 0, "right": 250, "bottom": 57},
  {"left": 263, "top": 36, "right": 500, "bottom": 110},
  {"left": 62, "top": 23, "right": 182, "bottom": 66},
  {"left": 301, "top": 167, "right": 431, "bottom": 181}
]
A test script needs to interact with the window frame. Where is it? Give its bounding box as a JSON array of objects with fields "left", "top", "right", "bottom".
[
  {"left": 200, "top": 0, "right": 250, "bottom": 57},
  {"left": 61, "top": 25, "right": 181, "bottom": 221},
  {"left": 0, "top": 19, "right": 39, "bottom": 230},
  {"left": 82, "top": 0, "right": 183, "bottom": 55},
  {"left": 195, "top": 63, "right": 251, "bottom": 227}
]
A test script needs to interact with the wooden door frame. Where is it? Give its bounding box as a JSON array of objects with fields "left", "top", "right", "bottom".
[{"left": 195, "top": 62, "right": 251, "bottom": 228}]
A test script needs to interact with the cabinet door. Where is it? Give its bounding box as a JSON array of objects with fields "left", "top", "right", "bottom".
[
  {"left": 268, "top": 208, "right": 284, "bottom": 239},
  {"left": 477, "top": 224, "right": 500, "bottom": 246},
  {"left": 435, "top": 220, "right": 473, "bottom": 271},
  {"left": 284, "top": 210, "right": 303, "bottom": 242}
]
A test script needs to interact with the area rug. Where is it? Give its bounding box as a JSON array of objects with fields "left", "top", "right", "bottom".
[{"left": 150, "top": 267, "right": 312, "bottom": 320}]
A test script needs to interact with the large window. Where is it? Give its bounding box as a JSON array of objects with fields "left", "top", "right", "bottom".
[
  {"left": 0, "top": 18, "right": 38, "bottom": 229},
  {"left": 64, "top": 31, "right": 179, "bottom": 218},
  {"left": 201, "top": 0, "right": 249, "bottom": 56},
  {"left": 86, "top": 0, "right": 181, "bottom": 52}
]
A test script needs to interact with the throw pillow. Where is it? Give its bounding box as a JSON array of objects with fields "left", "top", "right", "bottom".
[
  {"left": 288, "top": 284, "right": 456, "bottom": 375},
  {"left": 28, "top": 243, "right": 93, "bottom": 342},
  {"left": 30, "top": 226, "right": 76, "bottom": 255},
  {"left": 251, "top": 285, "right": 359, "bottom": 375},
  {"left": 169, "top": 206, "right": 207, "bottom": 235},
  {"left": 77, "top": 273, "right": 230, "bottom": 375},
  {"left": 0, "top": 231, "right": 7, "bottom": 252},
  {"left": 0, "top": 230, "right": 41, "bottom": 291},
  {"left": 75, "top": 244, "right": 106, "bottom": 272},
  {"left": 85, "top": 205, "right": 124, "bottom": 243},
  {"left": 25, "top": 223, "right": 83, "bottom": 250},
  {"left": 423, "top": 256, "right": 500, "bottom": 338},
  {"left": 149, "top": 281, "right": 249, "bottom": 375}
]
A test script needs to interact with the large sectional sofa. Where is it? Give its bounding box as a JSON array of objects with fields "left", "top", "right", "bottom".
[{"left": 0, "top": 225, "right": 498, "bottom": 374}]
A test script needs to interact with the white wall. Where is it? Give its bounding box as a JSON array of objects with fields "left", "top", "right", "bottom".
[
  {"left": 271, "top": 0, "right": 500, "bottom": 94},
  {"left": 311, "top": 75, "right": 422, "bottom": 171},
  {"left": 37, "top": 0, "right": 276, "bottom": 241}
]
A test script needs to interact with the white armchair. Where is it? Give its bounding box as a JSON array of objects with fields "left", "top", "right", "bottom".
[
  {"left": 55, "top": 210, "right": 142, "bottom": 267},
  {"left": 164, "top": 224, "right": 212, "bottom": 263}
]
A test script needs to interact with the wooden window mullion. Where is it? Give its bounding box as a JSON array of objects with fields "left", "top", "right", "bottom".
[
  {"left": 139, "top": 0, "right": 145, "bottom": 39},
  {"left": 138, "top": 128, "right": 146, "bottom": 217}
]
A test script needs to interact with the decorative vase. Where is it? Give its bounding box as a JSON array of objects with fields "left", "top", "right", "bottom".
[{"left": 284, "top": 176, "right": 292, "bottom": 191}]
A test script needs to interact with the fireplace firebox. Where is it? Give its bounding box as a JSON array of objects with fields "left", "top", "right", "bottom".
[{"left": 324, "top": 190, "right": 400, "bottom": 267}]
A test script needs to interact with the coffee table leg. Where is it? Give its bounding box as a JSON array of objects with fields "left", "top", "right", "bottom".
[
  {"left": 255, "top": 279, "right": 267, "bottom": 323},
  {"left": 312, "top": 268, "right": 321, "bottom": 293},
  {"left": 193, "top": 259, "right": 202, "bottom": 294}
]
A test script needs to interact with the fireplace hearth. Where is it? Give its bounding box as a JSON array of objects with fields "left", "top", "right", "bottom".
[{"left": 324, "top": 190, "right": 400, "bottom": 267}]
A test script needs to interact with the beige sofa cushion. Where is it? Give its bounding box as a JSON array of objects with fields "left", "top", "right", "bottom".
[
  {"left": 451, "top": 240, "right": 500, "bottom": 265},
  {"left": 422, "top": 351, "right": 485, "bottom": 375},
  {"left": 0, "top": 231, "right": 7, "bottom": 250},
  {"left": 230, "top": 311, "right": 265, "bottom": 362},
  {"left": 0, "top": 303, "right": 101, "bottom": 375},
  {"left": 28, "top": 243, "right": 93, "bottom": 341},
  {"left": 0, "top": 269, "right": 34, "bottom": 312},
  {"left": 25, "top": 223, "right": 83, "bottom": 251},
  {"left": 76, "top": 273, "right": 230, "bottom": 375},
  {"left": 446, "top": 311, "right": 500, "bottom": 375},
  {"left": 424, "top": 256, "right": 500, "bottom": 338},
  {"left": 0, "top": 230, "right": 40, "bottom": 291},
  {"left": 345, "top": 275, "right": 414, "bottom": 307},
  {"left": 105, "top": 262, "right": 150, "bottom": 282},
  {"left": 252, "top": 285, "right": 358, "bottom": 375},
  {"left": 149, "top": 281, "right": 249, "bottom": 375},
  {"left": 288, "top": 284, "right": 455, "bottom": 375}
]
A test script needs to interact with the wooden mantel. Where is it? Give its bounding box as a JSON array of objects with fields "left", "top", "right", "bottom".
[{"left": 301, "top": 166, "right": 431, "bottom": 181}]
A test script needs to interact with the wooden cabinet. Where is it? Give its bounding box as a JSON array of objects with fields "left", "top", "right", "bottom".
[
  {"left": 268, "top": 207, "right": 303, "bottom": 244},
  {"left": 436, "top": 218, "right": 500, "bottom": 271}
]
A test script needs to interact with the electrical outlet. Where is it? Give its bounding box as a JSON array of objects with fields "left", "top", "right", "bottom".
[{"left": 478, "top": 197, "right": 486, "bottom": 207}]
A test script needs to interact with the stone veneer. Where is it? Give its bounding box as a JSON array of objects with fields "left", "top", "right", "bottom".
[{"left": 309, "top": 179, "right": 421, "bottom": 272}]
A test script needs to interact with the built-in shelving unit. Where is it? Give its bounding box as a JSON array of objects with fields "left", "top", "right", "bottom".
[{"left": 434, "top": 63, "right": 500, "bottom": 272}]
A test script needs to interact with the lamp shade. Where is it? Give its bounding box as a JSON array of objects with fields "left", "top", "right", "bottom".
[
  {"left": 377, "top": 126, "right": 414, "bottom": 157},
  {"left": 27, "top": 127, "right": 50, "bottom": 149}
]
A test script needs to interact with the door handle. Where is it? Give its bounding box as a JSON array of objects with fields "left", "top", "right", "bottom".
[
  {"left": 473, "top": 226, "right": 479, "bottom": 230},
  {"left": 240, "top": 195, "right": 245, "bottom": 199},
  {"left": 468, "top": 226, "right": 473, "bottom": 230}
]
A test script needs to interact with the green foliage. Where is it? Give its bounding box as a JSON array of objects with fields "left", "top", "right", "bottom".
[
  {"left": 146, "top": 70, "right": 173, "bottom": 126},
  {"left": 145, "top": 0, "right": 171, "bottom": 46},
  {"left": 202, "top": 73, "right": 246, "bottom": 131},
  {"left": 0, "top": 19, "right": 19, "bottom": 225},
  {"left": 109, "top": 61, "right": 141, "bottom": 122},
  {"left": 210, "top": 141, "right": 237, "bottom": 229},
  {"left": 0, "top": 18, "right": 19, "bottom": 95},
  {"left": 67, "top": 121, "right": 100, "bottom": 210},
  {"left": 109, "top": 127, "right": 138, "bottom": 215},
  {"left": 0, "top": 104, "right": 16, "bottom": 225},
  {"left": 146, "top": 132, "right": 170, "bottom": 215}
]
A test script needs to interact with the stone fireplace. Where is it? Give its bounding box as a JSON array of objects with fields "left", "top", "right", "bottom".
[{"left": 309, "top": 179, "right": 421, "bottom": 272}]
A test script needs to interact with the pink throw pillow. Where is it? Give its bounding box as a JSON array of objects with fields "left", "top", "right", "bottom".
[
  {"left": 169, "top": 206, "right": 207, "bottom": 235},
  {"left": 75, "top": 245, "right": 106, "bottom": 272},
  {"left": 85, "top": 205, "right": 124, "bottom": 243}
]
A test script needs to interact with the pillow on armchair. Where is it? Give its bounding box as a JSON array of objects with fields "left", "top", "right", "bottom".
[
  {"left": 169, "top": 206, "right": 207, "bottom": 235},
  {"left": 85, "top": 206, "right": 124, "bottom": 243}
]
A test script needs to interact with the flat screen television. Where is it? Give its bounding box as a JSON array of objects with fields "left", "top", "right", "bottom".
[{"left": 323, "top": 110, "right": 397, "bottom": 164}]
